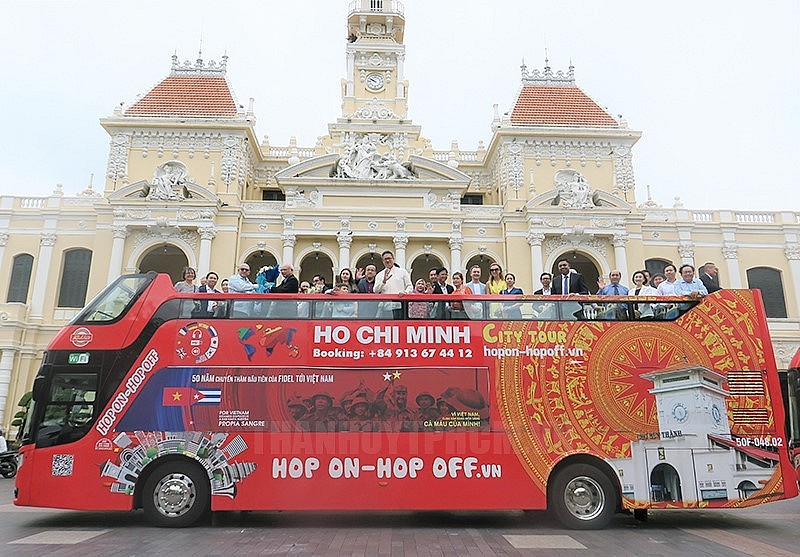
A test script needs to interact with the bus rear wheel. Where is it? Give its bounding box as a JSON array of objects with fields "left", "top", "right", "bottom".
[
  {"left": 549, "top": 463, "right": 615, "bottom": 530},
  {"left": 142, "top": 461, "right": 209, "bottom": 527}
]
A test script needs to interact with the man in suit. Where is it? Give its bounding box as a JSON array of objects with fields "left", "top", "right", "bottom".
[
  {"left": 357, "top": 264, "right": 378, "bottom": 293},
  {"left": 534, "top": 272, "right": 553, "bottom": 295},
  {"left": 551, "top": 259, "right": 590, "bottom": 295},
  {"left": 193, "top": 271, "right": 221, "bottom": 317},
  {"left": 699, "top": 262, "right": 722, "bottom": 293},
  {"left": 432, "top": 268, "right": 454, "bottom": 294},
  {"left": 270, "top": 263, "right": 299, "bottom": 293}
]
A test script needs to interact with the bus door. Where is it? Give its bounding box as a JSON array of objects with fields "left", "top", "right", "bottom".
[{"left": 788, "top": 348, "right": 800, "bottom": 483}]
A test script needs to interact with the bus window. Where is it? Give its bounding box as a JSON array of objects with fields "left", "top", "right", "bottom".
[
  {"left": 36, "top": 373, "right": 98, "bottom": 448},
  {"left": 580, "top": 303, "right": 630, "bottom": 321}
]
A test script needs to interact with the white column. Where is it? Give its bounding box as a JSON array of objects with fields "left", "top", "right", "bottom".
[
  {"left": 722, "top": 243, "right": 743, "bottom": 288},
  {"left": 338, "top": 233, "right": 353, "bottom": 270},
  {"left": 527, "top": 231, "right": 545, "bottom": 288},
  {"left": 393, "top": 235, "right": 408, "bottom": 268},
  {"left": 29, "top": 232, "right": 57, "bottom": 320},
  {"left": 197, "top": 226, "right": 217, "bottom": 279},
  {"left": 0, "top": 232, "right": 9, "bottom": 271},
  {"left": 282, "top": 235, "right": 296, "bottom": 265},
  {"left": 449, "top": 237, "right": 463, "bottom": 275},
  {"left": 0, "top": 349, "right": 15, "bottom": 427},
  {"left": 106, "top": 225, "right": 129, "bottom": 284},
  {"left": 612, "top": 233, "right": 630, "bottom": 284},
  {"left": 785, "top": 244, "right": 800, "bottom": 309}
]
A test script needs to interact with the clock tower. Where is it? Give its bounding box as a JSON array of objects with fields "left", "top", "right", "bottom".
[{"left": 341, "top": 0, "right": 410, "bottom": 122}]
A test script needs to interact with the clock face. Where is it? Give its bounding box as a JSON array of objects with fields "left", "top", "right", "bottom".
[
  {"left": 366, "top": 72, "right": 385, "bottom": 91},
  {"left": 671, "top": 402, "right": 688, "bottom": 423},
  {"left": 711, "top": 404, "right": 723, "bottom": 425}
]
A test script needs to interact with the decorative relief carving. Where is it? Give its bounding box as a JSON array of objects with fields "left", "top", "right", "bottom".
[
  {"left": 461, "top": 206, "right": 503, "bottom": 218},
  {"left": 424, "top": 222, "right": 433, "bottom": 232},
  {"left": 722, "top": 243, "right": 739, "bottom": 260},
  {"left": 542, "top": 216, "right": 565, "bottom": 228},
  {"left": 176, "top": 209, "right": 213, "bottom": 221},
  {"left": 785, "top": 243, "right": 800, "bottom": 260},
  {"left": 111, "top": 225, "right": 129, "bottom": 239},
  {"left": 590, "top": 217, "right": 625, "bottom": 229},
  {"left": 221, "top": 136, "right": 243, "bottom": 187},
  {"left": 337, "top": 232, "right": 353, "bottom": 249},
  {"left": 393, "top": 235, "right": 408, "bottom": 250},
  {"left": 678, "top": 242, "right": 695, "bottom": 259},
  {"left": 448, "top": 236, "right": 463, "bottom": 250},
  {"left": 106, "top": 133, "right": 130, "bottom": 185},
  {"left": 368, "top": 221, "right": 378, "bottom": 230},
  {"left": 143, "top": 161, "right": 190, "bottom": 201},
  {"left": 0, "top": 232, "right": 8, "bottom": 246},
  {"left": 543, "top": 235, "right": 607, "bottom": 257},
  {"left": 40, "top": 233, "right": 57, "bottom": 247},
  {"left": 611, "top": 233, "right": 628, "bottom": 248},
  {"left": 774, "top": 342, "right": 800, "bottom": 369},
  {"left": 526, "top": 139, "right": 610, "bottom": 168},
  {"left": 132, "top": 229, "right": 199, "bottom": 252},
  {"left": 613, "top": 145, "right": 636, "bottom": 196},
  {"left": 282, "top": 234, "right": 296, "bottom": 248},
  {"left": 198, "top": 226, "right": 217, "bottom": 241},
  {"left": 241, "top": 202, "right": 282, "bottom": 213},
  {"left": 501, "top": 142, "right": 523, "bottom": 194},
  {"left": 336, "top": 135, "right": 415, "bottom": 179},
  {"left": 526, "top": 232, "right": 545, "bottom": 246},
  {"left": 553, "top": 169, "right": 598, "bottom": 209},
  {"left": 346, "top": 98, "right": 401, "bottom": 121},
  {"left": 312, "top": 220, "right": 321, "bottom": 229}
]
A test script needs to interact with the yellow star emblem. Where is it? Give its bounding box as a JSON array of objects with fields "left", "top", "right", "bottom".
[
  {"left": 172, "top": 392, "right": 182, "bottom": 401},
  {"left": 392, "top": 370, "right": 402, "bottom": 380}
]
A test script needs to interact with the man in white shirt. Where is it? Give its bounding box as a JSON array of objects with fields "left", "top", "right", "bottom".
[
  {"left": 374, "top": 250, "right": 413, "bottom": 318},
  {"left": 228, "top": 263, "right": 257, "bottom": 293},
  {"left": 656, "top": 264, "right": 679, "bottom": 296}
]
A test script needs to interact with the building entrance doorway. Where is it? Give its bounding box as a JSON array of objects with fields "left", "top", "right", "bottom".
[{"left": 139, "top": 244, "right": 189, "bottom": 284}]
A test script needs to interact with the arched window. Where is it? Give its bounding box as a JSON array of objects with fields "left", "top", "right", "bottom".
[
  {"left": 7, "top": 253, "right": 34, "bottom": 303},
  {"left": 644, "top": 258, "right": 672, "bottom": 277},
  {"left": 58, "top": 249, "right": 93, "bottom": 308},
  {"left": 746, "top": 267, "right": 787, "bottom": 318}
]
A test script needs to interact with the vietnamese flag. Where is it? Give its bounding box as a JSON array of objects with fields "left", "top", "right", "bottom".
[{"left": 162, "top": 387, "right": 193, "bottom": 406}]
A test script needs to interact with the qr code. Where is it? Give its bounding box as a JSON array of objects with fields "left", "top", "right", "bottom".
[{"left": 52, "top": 454, "right": 74, "bottom": 476}]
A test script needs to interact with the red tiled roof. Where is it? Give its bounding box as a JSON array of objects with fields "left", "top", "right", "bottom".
[
  {"left": 124, "top": 76, "right": 238, "bottom": 118},
  {"left": 510, "top": 85, "right": 619, "bottom": 128}
]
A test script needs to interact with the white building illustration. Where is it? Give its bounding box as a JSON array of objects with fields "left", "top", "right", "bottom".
[{"left": 609, "top": 366, "right": 778, "bottom": 504}]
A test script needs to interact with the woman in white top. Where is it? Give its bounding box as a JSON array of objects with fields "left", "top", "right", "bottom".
[
  {"left": 631, "top": 270, "right": 658, "bottom": 319},
  {"left": 174, "top": 266, "right": 197, "bottom": 292}
]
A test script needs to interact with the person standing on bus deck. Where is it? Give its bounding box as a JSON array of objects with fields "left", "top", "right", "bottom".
[
  {"left": 432, "top": 268, "right": 454, "bottom": 294},
  {"left": 196, "top": 271, "right": 221, "bottom": 316},
  {"left": 466, "top": 264, "right": 487, "bottom": 294},
  {"left": 700, "top": 262, "right": 722, "bottom": 293},
  {"left": 656, "top": 264, "right": 679, "bottom": 295},
  {"left": 174, "top": 266, "right": 198, "bottom": 292},
  {"left": 374, "top": 250, "right": 412, "bottom": 318},
  {"left": 487, "top": 263, "right": 507, "bottom": 294},
  {"left": 534, "top": 272, "right": 553, "bottom": 295},
  {"left": 596, "top": 270, "right": 629, "bottom": 295},
  {"left": 228, "top": 263, "right": 257, "bottom": 293},
  {"left": 357, "top": 264, "right": 377, "bottom": 293},
  {"left": 552, "top": 259, "right": 590, "bottom": 295},
  {"left": 270, "top": 263, "right": 299, "bottom": 293},
  {"left": 674, "top": 264, "right": 708, "bottom": 298}
]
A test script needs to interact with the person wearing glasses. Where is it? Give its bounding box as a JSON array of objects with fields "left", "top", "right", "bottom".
[
  {"left": 486, "top": 263, "right": 507, "bottom": 295},
  {"left": 228, "top": 263, "right": 257, "bottom": 293}
]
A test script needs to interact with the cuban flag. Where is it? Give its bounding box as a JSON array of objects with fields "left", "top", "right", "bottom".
[{"left": 162, "top": 387, "right": 222, "bottom": 406}]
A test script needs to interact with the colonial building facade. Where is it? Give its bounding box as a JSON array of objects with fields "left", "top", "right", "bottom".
[{"left": 1, "top": 1, "right": 799, "bottom": 430}]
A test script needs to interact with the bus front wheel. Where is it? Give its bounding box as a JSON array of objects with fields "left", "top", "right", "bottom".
[
  {"left": 142, "top": 461, "right": 210, "bottom": 527},
  {"left": 549, "top": 463, "right": 615, "bottom": 530}
]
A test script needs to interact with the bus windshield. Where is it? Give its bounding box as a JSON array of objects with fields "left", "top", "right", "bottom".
[{"left": 70, "top": 273, "right": 155, "bottom": 325}]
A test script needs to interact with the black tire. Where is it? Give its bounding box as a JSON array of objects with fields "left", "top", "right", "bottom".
[
  {"left": 0, "top": 460, "right": 17, "bottom": 479},
  {"left": 549, "top": 463, "right": 616, "bottom": 530},
  {"left": 141, "top": 461, "right": 210, "bottom": 527}
]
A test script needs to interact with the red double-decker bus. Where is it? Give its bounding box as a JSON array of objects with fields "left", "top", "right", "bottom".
[{"left": 14, "top": 273, "right": 797, "bottom": 528}]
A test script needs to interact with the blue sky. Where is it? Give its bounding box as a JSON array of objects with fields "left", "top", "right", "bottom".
[{"left": 1, "top": 0, "right": 797, "bottom": 210}]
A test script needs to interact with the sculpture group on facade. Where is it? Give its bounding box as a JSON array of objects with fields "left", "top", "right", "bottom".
[
  {"left": 143, "top": 161, "right": 191, "bottom": 201},
  {"left": 336, "top": 136, "right": 416, "bottom": 180}
]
